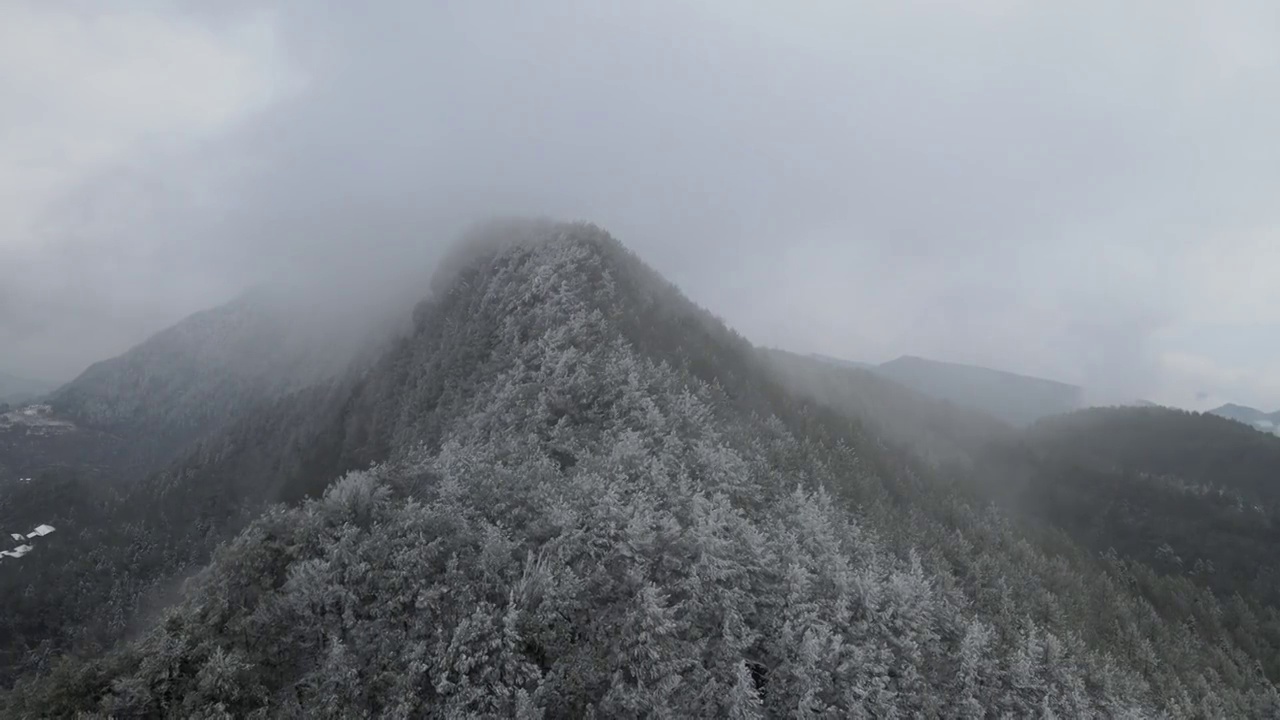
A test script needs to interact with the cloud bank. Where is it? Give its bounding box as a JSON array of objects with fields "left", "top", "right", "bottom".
[{"left": 3, "top": 0, "right": 1279, "bottom": 410}]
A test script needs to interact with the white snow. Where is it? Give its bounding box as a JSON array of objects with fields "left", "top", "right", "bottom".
[
  {"left": 0, "top": 404, "right": 75, "bottom": 435},
  {"left": 26, "top": 524, "right": 54, "bottom": 537}
]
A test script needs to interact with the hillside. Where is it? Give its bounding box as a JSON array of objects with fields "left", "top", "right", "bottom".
[
  {"left": 0, "top": 288, "right": 402, "bottom": 684},
  {"left": 763, "top": 349, "right": 1013, "bottom": 468},
  {"left": 2, "top": 222, "right": 1278, "bottom": 717},
  {"left": 874, "top": 355, "right": 1083, "bottom": 426},
  {"left": 0, "top": 286, "right": 397, "bottom": 521},
  {"left": 1027, "top": 406, "right": 1280, "bottom": 505},
  {"left": 964, "top": 406, "right": 1280, "bottom": 646},
  {"left": 0, "top": 404, "right": 131, "bottom": 485},
  {"left": 44, "top": 287, "right": 393, "bottom": 472},
  {"left": 769, "top": 355, "right": 1280, "bottom": 635}
]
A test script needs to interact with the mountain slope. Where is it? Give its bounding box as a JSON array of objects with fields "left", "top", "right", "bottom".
[
  {"left": 4, "top": 221, "right": 1277, "bottom": 716},
  {"left": 43, "top": 287, "right": 393, "bottom": 473},
  {"left": 0, "top": 288, "right": 404, "bottom": 683},
  {"left": 962, "top": 406, "right": 1280, "bottom": 662},
  {"left": 875, "top": 355, "right": 1083, "bottom": 426},
  {"left": 1027, "top": 406, "right": 1280, "bottom": 505},
  {"left": 0, "top": 404, "right": 130, "bottom": 486},
  {"left": 0, "top": 286, "right": 401, "bottom": 561},
  {"left": 763, "top": 349, "right": 1013, "bottom": 468},
  {"left": 770, "top": 354, "right": 1280, "bottom": 673}
]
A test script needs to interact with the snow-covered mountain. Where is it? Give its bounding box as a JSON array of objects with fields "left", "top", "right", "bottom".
[{"left": 2, "top": 222, "right": 1277, "bottom": 716}]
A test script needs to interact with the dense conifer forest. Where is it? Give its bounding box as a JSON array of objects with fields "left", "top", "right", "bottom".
[{"left": 2, "top": 221, "right": 1279, "bottom": 717}]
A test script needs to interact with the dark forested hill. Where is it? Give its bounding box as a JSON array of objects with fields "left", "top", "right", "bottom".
[
  {"left": 947, "top": 405, "right": 1280, "bottom": 684},
  {"left": 1027, "top": 406, "right": 1280, "bottom": 505},
  {"left": 2, "top": 221, "right": 1278, "bottom": 717}
]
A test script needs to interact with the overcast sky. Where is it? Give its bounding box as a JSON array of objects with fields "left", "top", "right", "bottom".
[{"left": 3, "top": 0, "right": 1279, "bottom": 411}]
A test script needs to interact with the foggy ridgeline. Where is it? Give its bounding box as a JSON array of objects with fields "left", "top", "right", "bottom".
[{"left": 3, "top": 221, "right": 1280, "bottom": 717}]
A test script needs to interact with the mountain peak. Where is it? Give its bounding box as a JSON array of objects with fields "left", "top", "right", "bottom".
[
  {"left": 6, "top": 220, "right": 1279, "bottom": 716},
  {"left": 1211, "top": 402, "right": 1273, "bottom": 415},
  {"left": 1209, "top": 403, "right": 1280, "bottom": 434}
]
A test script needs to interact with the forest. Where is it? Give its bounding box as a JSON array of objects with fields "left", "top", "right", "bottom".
[{"left": 1, "top": 221, "right": 1279, "bottom": 717}]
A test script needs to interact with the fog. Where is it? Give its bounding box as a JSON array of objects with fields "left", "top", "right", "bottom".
[{"left": 3, "top": 0, "right": 1280, "bottom": 410}]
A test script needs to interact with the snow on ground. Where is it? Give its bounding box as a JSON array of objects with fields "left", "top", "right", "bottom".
[
  {"left": 0, "top": 404, "right": 75, "bottom": 435},
  {"left": 0, "top": 524, "right": 55, "bottom": 560}
]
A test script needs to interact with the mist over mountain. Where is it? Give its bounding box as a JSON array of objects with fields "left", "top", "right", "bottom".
[
  {"left": 1211, "top": 403, "right": 1280, "bottom": 435},
  {"left": 0, "top": 373, "right": 53, "bottom": 408},
  {"left": 808, "top": 352, "right": 1170, "bottom": 424},
  {"left": 44, "top": 284, "right": 402, "bottom": 471},
  {"left": 1, "top": 222, "right": 1278, "bottom": 717},
  {"left": 806, "top": 353, "right": 876, "bottom": 371},
  {"left": 765, "top": 349, "right": 1014, "bottom": 469},
  {"left": 873, "top": 355, "right": 1084, "bottom": 426},
  {"left": 804, "top": 353, "right": 1085, "bottom": 426},
  {"left": 8, "top": 0, "right": 1280, "bottom": 714}
]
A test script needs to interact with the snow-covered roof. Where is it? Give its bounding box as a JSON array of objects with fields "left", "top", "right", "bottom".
[
  {"left": 27, "top": 524, "right": 54, "bottom": 537},
  {"left": 9, "top": 533, "right": 22, "bottom": 542},
  {"left": 1, "top": 545, "right": 33, "bottom": 558}
]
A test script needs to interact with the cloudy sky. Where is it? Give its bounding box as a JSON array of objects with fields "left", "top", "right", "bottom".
[{"left": 3, "top": 0, "right": 1279, "bottom": 411}]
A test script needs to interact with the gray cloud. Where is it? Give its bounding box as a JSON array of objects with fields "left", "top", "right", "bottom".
[{"left": 4, "top": 0, "right": 1280, "bottom": 409}]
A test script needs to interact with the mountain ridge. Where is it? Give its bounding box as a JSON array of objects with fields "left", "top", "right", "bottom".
[
  {"left": 884, "top": 354, "right": 1081, "bottom": 391},
  {"left": 1210, "top": 402, "right": 1280, "bottom": 434},
  {"left": 2, "top": 221, "right": 1277, "bottom": 716},
  {"left": 804, "top": 352, "right": 1084, "bottom": 425}
]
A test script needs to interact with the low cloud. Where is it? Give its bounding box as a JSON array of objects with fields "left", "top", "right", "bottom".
[{"left": 3, "top": 0, "right": 1279, "bottom": 410}]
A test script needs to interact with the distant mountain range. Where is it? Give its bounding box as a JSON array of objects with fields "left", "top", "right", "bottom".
[
  {"left": 807, "top": 353, "right": 1170, "bottom": 425},
  {"left": 0, "top": 372, "right": 54, "bottom": 407},
  {"left": 1209, "top": 403, "right": 1280, "bottom": 435},
  {"left": 774, "top": 350, "right": 1013, "bottom": 468},
  {"left": 806, "top": 352, "right": 875, "bottom": 371},
  {"left": 875, "top": 355, "right": 1084, "bottom": 425},
  {"left": 809, "top": 353, "right": 1083, "bottom": 425}
]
